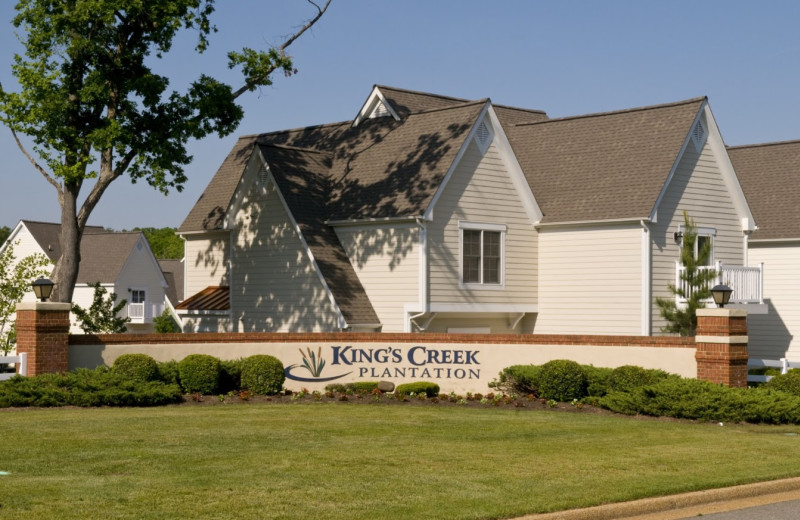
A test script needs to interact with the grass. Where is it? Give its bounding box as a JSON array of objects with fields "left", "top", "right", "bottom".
[{"left": 1, "top": 404, "right": 800, "bottom": 519}]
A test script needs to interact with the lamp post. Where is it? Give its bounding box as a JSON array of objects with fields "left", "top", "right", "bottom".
[
  {"left": 31, "top": 278, "right": 55, "bottom": 302},
  {"left": 710, "top": 284, "right": 733, "bottom": 308}
]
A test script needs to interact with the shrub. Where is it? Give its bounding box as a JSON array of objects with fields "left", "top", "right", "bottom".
[
  {"left": 0, "top": 367, "right": 182, "bottom": 408},
  {"left": 157, "top": 360, "right": 180, "bottom": 385},
  {"left": 538, "top": 360, "right": 587, "bottom": 402},
  {"left": 584, "top": 365, "right": 614, "bottom": 397},
  {"left": 240, "top": 355, "right": 285, "bottom": 395},
  {"left": 606, "top": 365, "right": 671, "bottom": 394},
  {"left": 395, "top": 381, "right": 439, "bottom": 397},
  {"left": 493, "top": 365, "right": 541, "bottom": 395},
  {"left": 153, "top": 310, "right": 181, "bottom": 333},
  {"left": 111, "top": 354, "right": 159, "bottom": 383},
  {"left": 219, "top": 359, "right": 244, "bottom": 393},
  {"left": 764, "top": 370, "right": 800, "bottom": 397},
  {"left": 178, "top": 354, "right": 221, "bottom": 394}
]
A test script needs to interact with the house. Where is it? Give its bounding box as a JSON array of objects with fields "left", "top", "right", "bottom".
[
  {"left": 177, "top": 85, "right": 762, "bottom": 336},
  {"left": 728, "top": 141, "right": 800, "bottom": 361},
  {"left": 3, "top": 220, "right": 170, "bottom": 333}
]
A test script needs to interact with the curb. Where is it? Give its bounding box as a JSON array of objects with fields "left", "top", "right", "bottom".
[{"left": 515, "top": 477, "right": 800, "bottom": 520}]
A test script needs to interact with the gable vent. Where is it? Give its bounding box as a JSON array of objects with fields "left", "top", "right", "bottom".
[
  {"left": 258, "top": 165, "right": 269, "bottom": 185},
  {"left": 475, "top": 120, "right": 493, "bottom": 153},
  {"left": 691, "top": 120, "right": 707, "bottom": 152},
  {"left": 369, "top": 101, "right": 391, "bottom": 119}
]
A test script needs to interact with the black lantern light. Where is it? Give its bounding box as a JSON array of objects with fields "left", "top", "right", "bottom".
[
  {"left": 31, "top": 278, "right": 55, "bottom": 302},
  {"left": 710, "top": 284, "right": 733, "bottom": 308}
]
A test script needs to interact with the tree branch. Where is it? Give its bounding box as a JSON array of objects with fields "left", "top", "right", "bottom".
[
  {"left": 9, "top": 126, "right": 63, "bottom": 196},
  {"left": 230, "top": 0, "right": 331, "bottom": 99}
]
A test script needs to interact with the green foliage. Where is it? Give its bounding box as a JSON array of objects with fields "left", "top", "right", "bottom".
[
  {"left": 178, "top": 354, "right": 220, "bottom": 394},
  {"left": 156, "top": 360, "right": 180, "bottom": 386},
  {"left": 538, "top": 360, "right": 587, "bottom": 402},
  {"left": 0, "top": 226, "right": 10, "bottom": 245},
  {"left": 606, "top": 365, "right": 672, "bottom": 394},
  {"left": 0, "top": 0, "right": 329, "bottom": 303},
  {"left": 492, "top": 365, "right": 541, "bottom": 395},
  {"left": 219, "top": 358, "right": 244, "bottom": 394},
  {"left": 584, "top": 366, "right": 615, "bottom": 397},
  {"left": 764, "top": 370, "right": 800, "bottom": 396},
  {"left": 136, "top": 228, "right": 184, "bottom": 260},
  {"left": 112, "top": 354, "right": 159, "bottom": 383},
  {"left": 240, "top": 355, "right": 285, "bottom": 395},
  {"left": 153, "top": 309, "right": 181, "bottom": 333},
  {"left": 0, "top": 240, "right": 51, "bottom": 354},
  {"left": 0, "top": 367, "right": 182, "bottom": 407},
  {"left": 323, "top": 382, "right": 380, "bottom": 394},
  {"left": 395, "top": 382, "right": 440, "bottom": 397},
  {"left": 71, "top": 282, "right": 130, "bottom": 333},
  {"left": 656, "top": 211, "right": 717, "bottom": 336},
  {"left": 599, "top": 378, "right": 800, "bottom": 424}
]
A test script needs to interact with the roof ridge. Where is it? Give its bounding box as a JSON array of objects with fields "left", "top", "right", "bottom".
[
  {"left": 238, "top": 120, "right": 351, "bottom": 140},
  {"left": 409, "top": 98, "right": 488, "bottom": 117},
  {"left": 515, "top": 96, "right": 707, "bottom": 127},
  {"left": 375, "top": 84, "right": 471, "bottom": 104},
  {"left": 492, "top": 103, "right": 548, "bottom": 116},
  {"left": 22, "top": 219, "right": 105, "bottom": 229},
  {"left": 727, "top": 139, "right": 800, "bottom": 150},
  {"left": 258, "top": 142, "right": 333, "bottom": 155}
]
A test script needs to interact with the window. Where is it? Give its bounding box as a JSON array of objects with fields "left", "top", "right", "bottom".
[
  {"left": 130, "top": 289, "right": 146, "bottom": 304},
  {"left": 695, "top": 234, "right": 714, "bottom": 266},
  {"left": 459, "top": 222, "right": 505, "bottom": 286}
]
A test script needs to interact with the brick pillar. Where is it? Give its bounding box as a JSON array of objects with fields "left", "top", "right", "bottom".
[
  {"left": 695, "top": 308, "right": 748, "bottom": 387},
  {"left": 15, "top": 302, "right": 72, "bottom": 376}
]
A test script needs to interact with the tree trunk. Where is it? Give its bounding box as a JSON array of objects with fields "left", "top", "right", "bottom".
[{"left": 53, "top": 184, "right": 83, "bottom": 303}]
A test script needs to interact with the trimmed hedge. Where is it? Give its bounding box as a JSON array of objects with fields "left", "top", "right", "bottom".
[
  {"left": 606, "top": 365, "right": 672, "bottom": 394},
  {"left": 493, "top": 365, "right": 541, "bottom": 395},
  {"left": 538, "top": 360, "right": 587, "bottom": 402},
  {"left": 764, "top": 370, "right": 800, "bottom": 397},
  {"left": 178, "top": 354, "right": 221, "bottom": 394},
  {"left": 112, "top": 354, "right": 159, "bottom": 383},
  {"left": 219, "top": 359, "right": 244, "bottom": 394},
  {"left": 395, "top": 381, "right": 439, "bottom": 397},
  {"left": 0, "top": 368, "right": 182, "bottom": 408},
  {"left": 241, "top": 355, "right": 285, "bottom": 395}
]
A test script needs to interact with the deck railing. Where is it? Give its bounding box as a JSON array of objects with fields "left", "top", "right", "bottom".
[
  {"left": 124, "top": 301, "right": 165, "bottom": 323},
  {"left": 675, "top": 261, "right": 763, "bottom": 304}
]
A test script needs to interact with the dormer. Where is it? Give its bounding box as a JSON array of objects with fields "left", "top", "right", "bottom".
[{"left": 352, "top": 86, "right": 401, "bottom": 127}]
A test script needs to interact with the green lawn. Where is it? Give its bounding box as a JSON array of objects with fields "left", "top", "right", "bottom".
[{"left": 2, "top": 403, "right": 800, "bottom": 519}]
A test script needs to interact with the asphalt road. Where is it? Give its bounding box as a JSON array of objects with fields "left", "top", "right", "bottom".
[{"left": 681, "top": 498, "right": 800, "bottom": 519}]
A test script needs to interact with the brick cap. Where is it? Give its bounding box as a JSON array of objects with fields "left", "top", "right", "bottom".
[
  {"left": 695, "top": 335, "right": 748, "bottom": 344},
  {"left": 696, "top": 308, "right": 748, "bottom": 318},
  {"left": 16, "top": 302, "right": 72, "bottom": 311}
]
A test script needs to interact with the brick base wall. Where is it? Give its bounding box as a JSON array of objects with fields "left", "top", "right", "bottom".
[{"left": 15, "top": 302, "right": 71, "bottom": 376}]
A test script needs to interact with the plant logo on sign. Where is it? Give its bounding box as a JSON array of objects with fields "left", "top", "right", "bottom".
[{"left": 284, "top": 347, "right": 351, "bottom": 382}]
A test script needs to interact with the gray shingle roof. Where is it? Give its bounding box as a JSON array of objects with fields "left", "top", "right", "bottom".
[
  {"left": 506, "top": 98, "right": 705, "bottom": 223},
  {"left": 22, "top": 220, "right": 141, "bottom": 284},
  {"left": 728, "top": 140, "right": 800, "bottom": 241},
  {"left": 158, "top": 259, "right": 185, "bottom": 305}
]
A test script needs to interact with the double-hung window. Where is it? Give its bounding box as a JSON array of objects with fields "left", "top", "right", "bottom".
[{"left": 459, "top": 222, "right": 506, "bottom": 287}]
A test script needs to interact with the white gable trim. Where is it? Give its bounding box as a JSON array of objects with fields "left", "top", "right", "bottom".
[
  {"left": 117, "top": 234, "right": 169, "bottom": 289},
  {"left": 0, "top": 221, "right": 29, "bottom": 256},
  {"left": 423, "top": 102, "right": 543, "bottom": 224},
  {"left": 352, "top": 86, "right": 401, "bottom": 127},
  {"left": 250, "top": 148, "right": 348, "bottom": 330},
  {"left": 649, "top": 101, "right": 756, "bottom": 231}
]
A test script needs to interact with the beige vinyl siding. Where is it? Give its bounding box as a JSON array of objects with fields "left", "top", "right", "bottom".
[
  {"left": 336, "top": 224, "right": 419, "bottom": 332},
  {"left": 184, "top": 233, "right": 229, "bottom": 297},
  {"left": 425, "top": 314, "right": 538, "bottom": 334},
  {"left": 230, "top": 181, "right": 340, "bottom": 332},
  {"left": 537, "top": 225, "right": 642, "bottom": 335},
  {"left": 650, "top": 139, "right": 745, "bottom": 333},
  {"left": 747, "top": 243, "right": 800, "bottom": 360},
  {"left": 428, "top": 140, "right": 537, "bottom": 305}
]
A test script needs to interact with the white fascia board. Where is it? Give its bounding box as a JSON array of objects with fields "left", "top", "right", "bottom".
[
  {"left": 536, "top": 218, "right": 647, "bottom": 229},
  {"left": 326, "top": 216, "right": 421, "bottom": 228},
  {"left": 0, "top": 220, "right": 28, "bottom": 256},
  {"left": 266, "top": 164, "right": 348, "bottom": 330},
  {"left": 485, "top": 105, "right": 544, "bottom": 223},
  {"left": 428, "top": 303, "right": 539, "bottom": 313},
  {"left": 749, "top": 238, "right": 800, "bottom": 244},
  {"left": 352, "top": 86, "right": 401, "bottom": 127},
  {"left": 649, "top": 101, "right": 704, "bottom": 224},
  {"left": 702, "top": 103, "right": 756, "bottom": 232},
  {"left": 424, "top": 102, "right": 542, "bottom": 224}
]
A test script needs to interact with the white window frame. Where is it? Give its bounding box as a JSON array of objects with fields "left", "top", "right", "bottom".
[
  {"left": 129, "top": 288, "right": 147, "bottom": 304},
  {"left": 458, "top": 221, "right": 506, "bottom": 289},
  {"left": 679, "top": 226, "right": 716, "bottom": 266}
]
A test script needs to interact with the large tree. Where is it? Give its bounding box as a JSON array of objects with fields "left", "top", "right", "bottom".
[{"left": 0, "top": 0, "right": 330, "bottom": 302}]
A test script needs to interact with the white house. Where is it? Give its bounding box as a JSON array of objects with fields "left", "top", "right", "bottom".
[
  {"left": 4, "top": 220, "right": 171, "bottom": 333},
  {"left": 177, "top": 85, "right": 763, "bottom": 336}
]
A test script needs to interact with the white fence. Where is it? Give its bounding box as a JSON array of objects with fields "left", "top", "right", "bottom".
[
  {"left": 0, "top": 352, "right": 27, "bottom": 381},
  {"left": 676, "top": 261, "right": 763, "bottom": 304},
  {"left": 747, "top": 357, "right": 800, "bottom": 383}
]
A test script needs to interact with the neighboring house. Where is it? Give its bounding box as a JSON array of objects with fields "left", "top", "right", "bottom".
[
  {"left": 728, "top": 141, "right": 800, "bottom": 361},
  {"left": 177, "top": 85, "right": 762, "bottom": 336},
  {"left": 3, "top": 220, "right": 169, "bottom": 333}
]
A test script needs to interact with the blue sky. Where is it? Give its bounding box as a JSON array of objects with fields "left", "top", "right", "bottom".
[{"left": 2, "top": 1, "right": 799, "bottom": 231}]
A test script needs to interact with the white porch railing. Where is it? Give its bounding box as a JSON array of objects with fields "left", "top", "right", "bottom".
[
  {"left": 747, "top": 358, "right": 800, "bottom": 383},
  {"left": 0, "top": 352, "right": 27, "bottom": 380},
  {"left": 125, "top": 301, "right": 165, "bottom": 324},
  {"left": 675, "top": 261, "right": 763, "bottom": 304}
]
